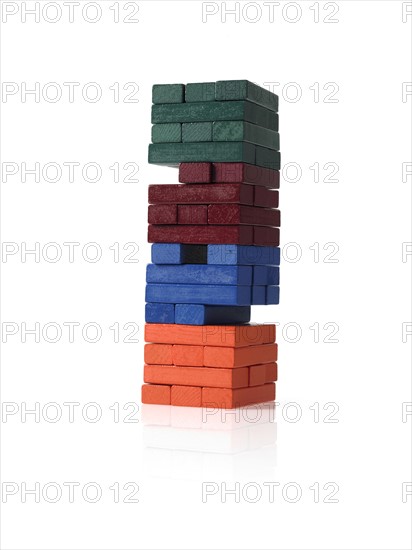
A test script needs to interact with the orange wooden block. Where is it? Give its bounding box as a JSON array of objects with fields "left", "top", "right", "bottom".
[
  {"left": 144, "top": 364, "right": 249, "bottom": 388},
  {"left": 202, "top": 383, "right": 276, "bottom": 409},
  {"left": 145, "top": 323, "right": 276, "bottom": 347},
  {"left": 203, "top": 343, "right": 277, "bottom": 368},
  {"left": 172, "top": 344, "right": 203, "bottom": 366},
  {"left": 141, "top": 384, "right": 171, "bottom": 405},
  {"left": 144, "top": 344, "right": 173, "bottom": 365},
  {"left": 249, "top": 362, "right": 277, "bottom": 386},
  {"left": 171, "top": 385, "right": 202, "bottom": 407}
]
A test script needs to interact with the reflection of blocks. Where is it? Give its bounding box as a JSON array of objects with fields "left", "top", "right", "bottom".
[{"left": 143, "top": 81, "right": 282, "bottom": 408}]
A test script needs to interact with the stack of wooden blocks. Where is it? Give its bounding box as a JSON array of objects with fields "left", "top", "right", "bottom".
[{"left": 142, "top": 80, "right": 280, "bottom": 409}]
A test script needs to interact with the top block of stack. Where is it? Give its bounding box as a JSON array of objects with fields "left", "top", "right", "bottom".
[{"left": 149, "top": 80, "right": 280, "bottom": 170}]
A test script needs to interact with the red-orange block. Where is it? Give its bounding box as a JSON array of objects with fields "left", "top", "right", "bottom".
[
  {"left": 171, "top": 385, "right": 202, "bottom": 407},
  {"left": 144, "top": 364, "right": 249, "bottom": 388},
  {"left": 203, "top": 343, "right": 277, "bottom": 368},
  {"left": 144, "top": 344, "right": 173, "bottom": 365},
  {"left": 202, "top": 383, "right": 276, "bottom": 409},
  {"left": 249, "top": 362, "right": 278, "bottom": 386},
  {"left": 172, "top": 344, "right": 203, "bottom": 366},
  {"left": 141, "top": 384, "right": 171, "bottom": 405}
]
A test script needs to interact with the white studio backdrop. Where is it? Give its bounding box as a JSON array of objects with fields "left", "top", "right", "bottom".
[{"left": 0, "top": 1, "right": 411, "bottom": 549}]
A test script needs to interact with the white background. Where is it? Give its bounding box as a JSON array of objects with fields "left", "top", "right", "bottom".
[{"left": 1, "top": 1, "right": 411, "bottom": 549}]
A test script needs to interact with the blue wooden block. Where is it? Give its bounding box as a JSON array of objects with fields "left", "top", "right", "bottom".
[
  {"left": 266, "top": 286, "right": 280, "bottom": 304},
  {"left": 252, "top": 286, "right": 266, "bottom": 305},
  {"left": 151, "top": 243, "right": 207, "bottom": 264},
  {"left": 145, "top": 284, "right": 252, "bottom": 305},
  {"left": 146, "top": 264, "right": 252, "bottom": 285},
  {"left": 175, "top": 304, "right": 251, "bottom": 325},
  {"left": 145, "top": 303, "right": 175, "bottom": 323},
  {"left": 253, "top": 266, "right": 280, "bottom": 285},
  {"left": 207, "top": 245, "right": 280, "bottom": 266}
]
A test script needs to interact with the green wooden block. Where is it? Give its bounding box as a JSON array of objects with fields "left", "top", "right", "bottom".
[
  {"left": 255, "top": 145, "right": 281, "bottom": 170},
  {"left": 213, "top": 121, "right": 279, "bottom": 150},
  {"left": 185, "top": 82, "right": 215, "bottom": 102},
  {"left": 151, "top": 123, "right": 182, "bottom": 143},
  {"left": 215, "top": 80, "right": 278, "bottom": 112},
  {"left": 152, "top": 84, "right": 184, "bottom": 104},
  {"left": 148, "top": 142, "right": 255, "bottom": 165},
  {"left": 151, "top": 101, "right": 278, "bottom": 131},
  {"left": 182, "top": 122, "right": 213, "bottom": 142}
]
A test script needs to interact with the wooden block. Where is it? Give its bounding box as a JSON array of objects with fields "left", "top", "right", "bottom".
[
  {"left": 151, "top": 100, "right": 278, "bottom": 131},
  {"left": 144, "top": 343, "right": 173, "bottom": 365},
  {"left": 254, "top": 226, "right": 280, "bottom": 246},
  {"left": 208, "top": 205, "right": 280, "bottom": 227},
  {"left": 255, "top": 145, "right": 281, "bottom": 170},
  {"left": 148, "top": 225, "right": 254, "bottom": 245},
  {"left": 265, "top": 362, "right": 278, "bottom": 383},
  {"left": 202, "top": 383, "right": 276, "bottom": 408},
  {"left": 249, "top": 363, "right": 270, "bottom": 386},
  {"left": 145, "top": 364, "right": 249, "bottom": 389},
  {"left": 144, "top": 323, "right": 276, "bottom": 347},
  {"left": 179, "top": 162, "right": 212, "bottom": 183},
  {"left": 207, "top": 245, "right": 280, "bottom": 266},
  {"left": 212, "top": 162, "right": 279, "bottom": 188},
  {"left": 145, "top": 283, "right": 252, "bottom": 305},
  {"left": 151, "top": 123, "right": 181, "bottom": 143},
  {"left": 148, "top": 142, "right": 255, "bottom": 166},
  {"left": 172, "top": 345, "right": 204, "bottom": 366},
  {"left": 215, "top": 80, "right": 278, "bottom": 112},
  {"left": 146, "top": 264, "right": 252, "bottom": 285},
  {"left": 171, "top": 385, "right": 202, "bottom": 407},
  {"left": 175, "top": 304, "right": 251, "bottom": 325},
  {"left": 253, "top": 266, "right": 279, "bottom": 285},
  {"left": 213, "top": 121, "right": 279, "bottom": 150},
  {"left": 182, "top": 122, "right": 213, "bottom": 142},
  {"left": 152, "top": 84, "right": 184, "bottom": 104},
  {"left": 149, "top": 183, "right": 254, "bottom": 205},
  {"left": 185, "top": 82, "right": 216, "bottom": 102},
  {"left": 148, "top": 204, "right": 177, "bottom": 224},
  {"left": 203, "top": 343, "right": 277, "bottom": 368},
  {"left": 254, "top": 186, "right": 279, "bottom": 208},
  {"left": 151, "top": 244, "right": 207, "bottom": 265},
  {"left": 141, "top": 384, "right": 171, "bottom": 405},
  {"left": 178, "top": 205, "right": 208, "bottom": 224},
  {"left": 145, "top": 303, "right": 175, "bottom": 324},
  {"left": 266, "top": 286, "right": 280, "bottom": 304},
  {"left": 252, "top": 286, "right": 266, "bottom": 305}
]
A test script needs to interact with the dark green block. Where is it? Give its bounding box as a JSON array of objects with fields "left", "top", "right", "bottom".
[
  {"left": 255, "top": 145, "right": 281, "bottom": 170},
  {"left": 213, "top": 121, "right": 279, "bottom": 150},
  {"left": 148, "top": 142, "right": 255, "bottom": 165},
  {"left": 152, "top": 84, "right": 184, "bottom": 104},
  {"left": 182, "top": 122, "right": 213, "bottom": 142},
  {"left": 185, "top": 82, "right": 215, "bottom": 102},
  {"left": 215, "top": 80, "right": 278, "bottom": 113},
  {"left": 151, "top": 123, "right": 182, "bottom": 143},
  {"left": 151, "top": 100, "right": 278, "bottom": 131}
]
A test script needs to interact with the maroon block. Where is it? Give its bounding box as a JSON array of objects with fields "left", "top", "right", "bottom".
[
  {"left": 149, "top": 184, "right": 254, "bottom": 206},
  {"left": 212, "top": 162, "right": 280, "bottom": 188},
  {"left": 208, "top": 205, "right": 280, "bottom": 227},
  {"left": 148, "top": 225, "right": 254, "bottom": 245},
  {"left": 148, "top": 204, "right": 177, "bottom": 224},
  {"left": 179, "top": 162, "right": 212, "bottom": 183},
  {"left": 254, "top": 186, "right": 279, "bottom": 208},
  {"left": 178, "top": 205, "right": 208, "bottom": 224},
  {"left": 254, "top": 226, "right": 280, "bottom": 246}
]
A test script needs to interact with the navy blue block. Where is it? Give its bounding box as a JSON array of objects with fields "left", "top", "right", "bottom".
[
  {"left": 175, "top": 304, "right": 251, "bottom": 325},
  {"left": 266, "top": 286, "right": 280, "bottom": 304},
  {"left": 252, "top": 286, "right": 266, "bottom": 305},
  {"left": 145, "top": 302, "right": 175, "bottom": 323},
  {"left": 146, "top": 264, "right": 252, "bottom": 285},
  {"left": 146, "top": 283, "right": 252, "bottom": 305},
  {"left": 207, "top": 245, "right": 280, "bottom": 266},
  {"left": 253, "top": 266, "right": 280, "bottom": 285},
  {"left": 151, "top": 243, "right": 207, "bottom": 264}
]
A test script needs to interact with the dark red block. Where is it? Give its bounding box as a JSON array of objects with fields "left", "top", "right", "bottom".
[
  {"left": 254, "top": 226, "right": 279, "bottom": 246},
  {"left": 254, "top": 186, "right": 279, "bottom": 208},
  {"left": 208, "top": 205, "right": 280, "bottom": 227},
  {"left": 178, "top": 205, "right": 208, "bottom": 224},
  {"left": 149, "top": 184, "right": 254, "bottom": 206},
  {"left": 148, "top": 225, "right": 254, "bottom": 244},
  {"left": 212, "top": 162, "right": 280, "bottom": 188},
  {"left": 148, "top": 204, "right": 177, "bottom": 224},
  {"left": 179, "top": 162, "right": 212, "bottom": 183}
]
